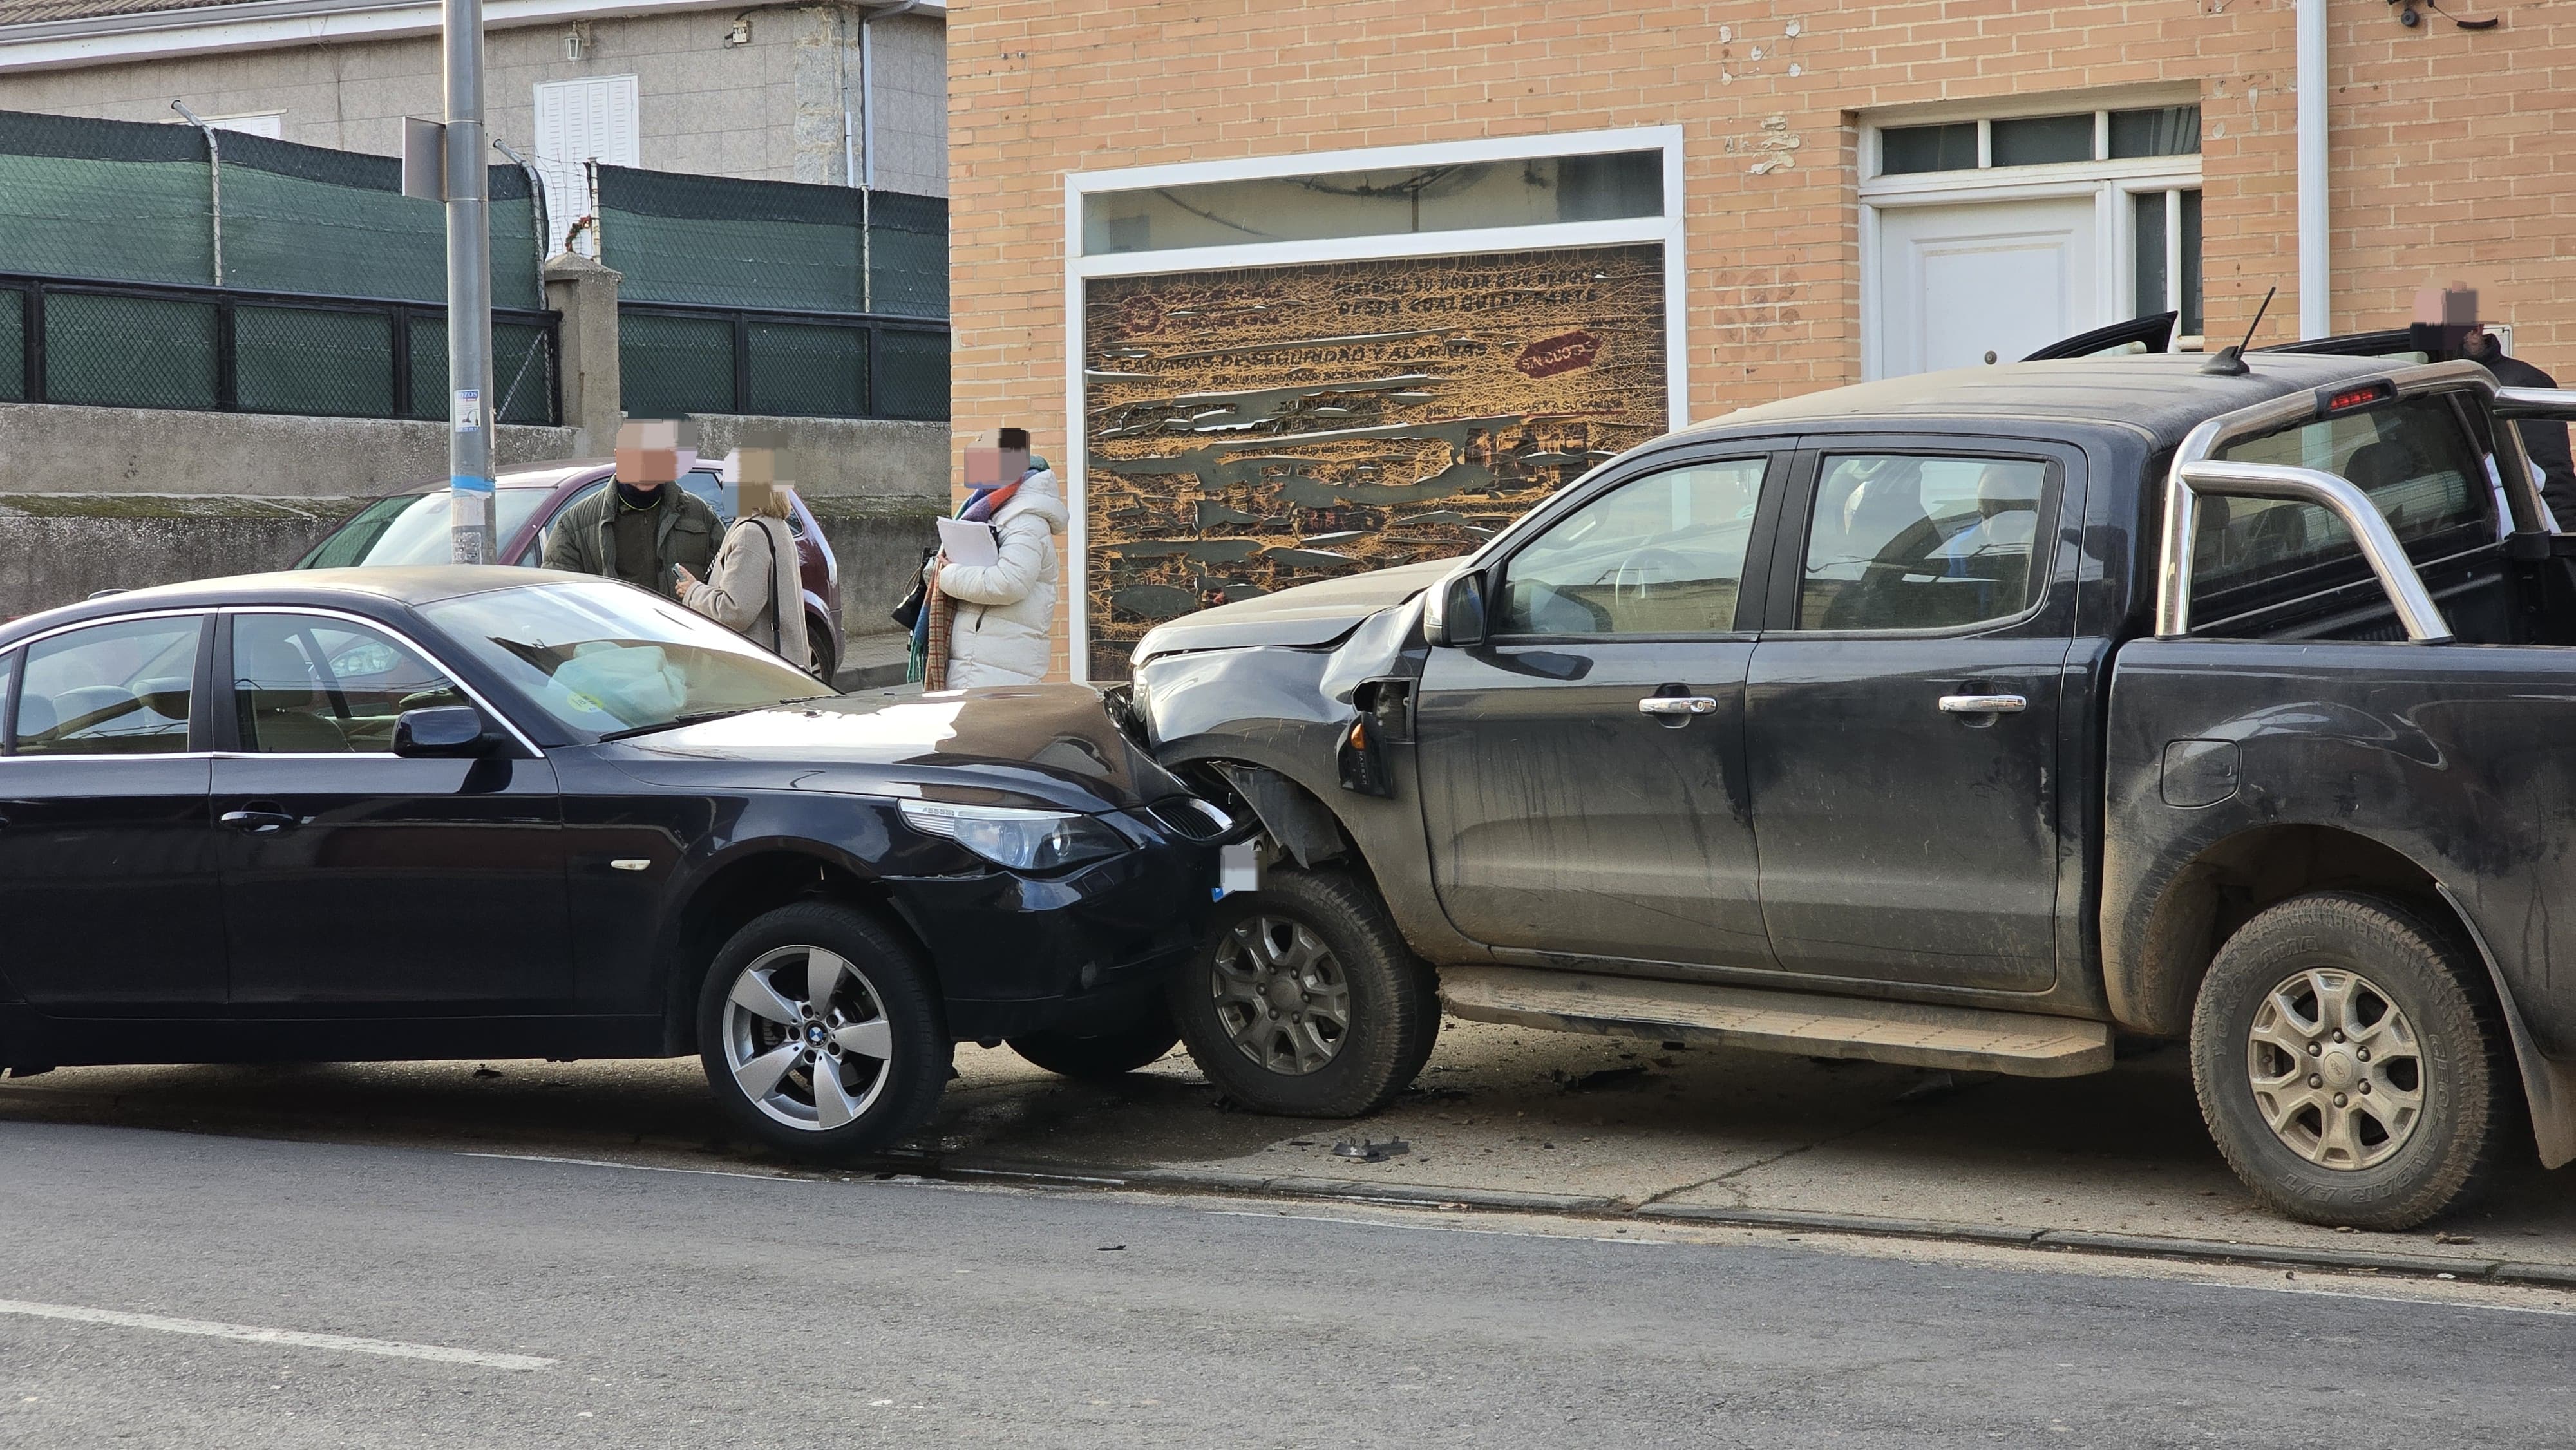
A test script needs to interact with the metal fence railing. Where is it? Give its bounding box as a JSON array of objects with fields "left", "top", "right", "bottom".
[
  {"left": 618, "top": 303, "right": 946, "bottom": 422},
  {"left": 0, "top": 272, "right": 558, "bottom": 424}
]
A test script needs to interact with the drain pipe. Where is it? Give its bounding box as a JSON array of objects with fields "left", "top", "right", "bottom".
[
  {"left": 169, "top": 100, "right": 222, "bottom": 285},
  {"left": 2295, "top": 0, "right": 2328, "bottom": 339}
]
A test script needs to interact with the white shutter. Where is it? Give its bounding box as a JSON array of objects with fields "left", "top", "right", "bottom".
[{"left": 531, "top": 75, "right": 638, "bottom": 256}]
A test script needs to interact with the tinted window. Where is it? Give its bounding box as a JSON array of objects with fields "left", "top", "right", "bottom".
[
  {"left": 1882, "top": 122, "right": 1977, "bottom": 174},
  {"left": 303, "top": 489, "right": 554, "bottom": 568},
  {"left": 1990, "top": 113, "right": 2092, "bottom": 167},
  {"left": 14, "top": 616, "right": 199, "bottom": 756},
  {"left": 420, "top": 581, "right": 828, "bottom": 736},
  {"left": 232, "top": 614, "right": 470, "bottom": 754},
  {"left": 1496, "top": 459, "right": 1766, "bottom": 636},
  {"left": 0, "top": 652, "right": 14, "bottom": 751},
  {"left": 2199, "top": 397, "right": 2492, "bottom": 613},
  {"left": 1799, "top": 455, "right": 2050, "bottom": 631},
  {"left": 2109, "top": 104, "right": 2201, "bottom": 158}
]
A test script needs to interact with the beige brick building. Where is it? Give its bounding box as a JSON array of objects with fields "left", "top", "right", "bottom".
[{"left": 947, "top": 0, "right": 2573, "bottom": 681}]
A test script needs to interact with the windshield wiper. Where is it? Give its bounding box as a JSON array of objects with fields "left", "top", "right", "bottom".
[{"left": 596, "top": 707, "right": 763, "bottom": 741}]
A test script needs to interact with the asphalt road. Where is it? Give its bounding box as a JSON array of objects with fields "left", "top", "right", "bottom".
[{"left": 5, "top": 1120, "right": 2575, "bottom": 1447}]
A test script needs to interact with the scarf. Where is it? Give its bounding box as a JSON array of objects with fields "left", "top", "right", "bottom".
[{"left": 910, "top": 472, "right": 1031, "bottom": 688}]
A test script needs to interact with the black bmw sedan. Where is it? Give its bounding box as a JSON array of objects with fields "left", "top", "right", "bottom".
[{"left": 0, "top": 569, "right": 1224, "bottom": 1155}]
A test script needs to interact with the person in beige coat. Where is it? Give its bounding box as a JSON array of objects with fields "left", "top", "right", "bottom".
[{"left": 674, "top": 449, "right": 811, "bottom": 676}]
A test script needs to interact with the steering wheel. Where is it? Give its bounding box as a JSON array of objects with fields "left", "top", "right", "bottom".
[{"left": 1611, "top": 547, "right": 1694, "bottom": 603}]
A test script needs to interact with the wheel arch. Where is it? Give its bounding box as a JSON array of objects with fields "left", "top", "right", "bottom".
[{"left": 658, "top": 846, "right": 931, "bottom": 1055}]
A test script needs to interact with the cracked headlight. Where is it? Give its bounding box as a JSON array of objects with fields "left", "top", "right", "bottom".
[{"left": 898, "top": 800, "right": 1129, "bottom": 872}]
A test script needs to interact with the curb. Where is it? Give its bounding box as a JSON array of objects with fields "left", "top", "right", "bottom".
[{"left": 927, "top": 1156, "right": 2552, "bottom": 1288}]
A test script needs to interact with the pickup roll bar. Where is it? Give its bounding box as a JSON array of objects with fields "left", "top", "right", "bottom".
[{"left": 2154, "top": 360, "right": 2576, "bottom": 641}]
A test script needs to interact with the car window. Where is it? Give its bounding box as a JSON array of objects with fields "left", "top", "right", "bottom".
[
  {"left": 231, "top": 614, "right": 471, "bottom": 754},
  {"left": 1495, "top": 458, "right": 1767, "bottom": 636},
  {"left": 2199, "top": 395, "right": 2491, "bottom": 616},
  {"left": 12, "top": 616, "right": 200, "bottom": 757},
  {"left": 302, "top": 489, "right": 554, "bottom": 569},
  {"left": 0, "top": 651, "right": 14, "bottom": 751},
  {"left": 679, "top": 469, "right": 737, "bottom": 525},
  {"left": 420, "top": 581, "right": 829, "bottom": 737},
  {"left": 1797, "top": 454, "right": 2050, "bottom": 632}
]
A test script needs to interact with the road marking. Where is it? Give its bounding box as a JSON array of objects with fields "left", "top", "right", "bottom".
[
  {"left": 2207, "top": 1279, "right": 2576, "bottom": 1320},
  {"left": 0, "top": 1299, "right": 556, "bottom": 1370},
  {"left": 458, "top": 1151, "right": 810, "bottom": 1183}
]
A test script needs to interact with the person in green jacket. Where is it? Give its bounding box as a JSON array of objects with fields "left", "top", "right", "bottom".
[{"left": 543, "top": 419, "right": 719, "bottom": 594}]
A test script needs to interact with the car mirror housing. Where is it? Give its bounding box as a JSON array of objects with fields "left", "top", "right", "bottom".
[
  {"left": 393, "top": 705, "right": 497, "bottom": 758},
  {"left": 1424, "top": 570, "right": 1488, "bottom": 648}
]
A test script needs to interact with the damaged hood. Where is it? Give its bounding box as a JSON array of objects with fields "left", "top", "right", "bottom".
[
  {"left": 1130, "top": 558, "right": 1458, "bottom": 666},
  {"left": 600, "top": 684, "right": 1186, "bottom": 814}
]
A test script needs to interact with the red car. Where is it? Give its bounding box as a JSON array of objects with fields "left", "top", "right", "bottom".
[{"left": 298, "top": 459, "right": 846, "bottom": 681}]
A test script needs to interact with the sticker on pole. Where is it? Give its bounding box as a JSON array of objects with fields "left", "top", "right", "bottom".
[{"left": 453, "top": 389, "right": 482, "bottom": 433}]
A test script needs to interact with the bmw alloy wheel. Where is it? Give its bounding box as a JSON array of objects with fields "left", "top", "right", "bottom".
[{"left": 721, "top": 944, "right": 896, "bottom": 1131}]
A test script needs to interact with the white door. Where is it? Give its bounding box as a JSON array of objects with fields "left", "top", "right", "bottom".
[
  {"left": 531, "top": 75, "right": 639, "bottom": 256},
  {"left": 1873, "top": 196, "right": 2098, "bottom": 379}
]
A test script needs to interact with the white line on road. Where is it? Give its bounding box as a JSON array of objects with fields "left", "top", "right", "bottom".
[
  {"left": 0, "top": 1299, "right": 557, "bottom": 1370},
  {"left": 457, "top": 1151, "right": 811, "bottom": 1182}
]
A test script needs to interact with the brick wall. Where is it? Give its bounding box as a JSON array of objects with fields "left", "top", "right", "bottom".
[{"left": 948, "top": 0, "right": 2570, "bottom": 681}]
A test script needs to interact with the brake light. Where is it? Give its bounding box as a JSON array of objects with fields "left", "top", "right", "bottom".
[{"left": 2318, "top": 380, "right": 2396, "bottom": 416}]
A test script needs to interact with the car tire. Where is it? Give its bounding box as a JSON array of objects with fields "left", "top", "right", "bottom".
[
  {"left": 1169, "top": 868, "right": 1439, "bottom": 1118},
  {"left": 697, "top": 901, "right": 947, "bottom": 1160},
  {"left": 2189, "top": 891, "right": 2515, "bottom": 1230},
  {"left": 805, "top": 617, "right": 838, "bottom": 685},
  {"left": 1007, "top": 1004, "right": 1181, "bottom": 1080}
]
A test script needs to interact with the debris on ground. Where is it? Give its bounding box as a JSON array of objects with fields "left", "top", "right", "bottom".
[
  {"left": 1331, "top": 1137, "right": 1410, "bottom": 1163},
  {"left": 2436, "top": 1232, "right": 2477, "bottom": 1245},
  {"left": 471, "top": 1066, "right": 502, "bottom": 1079},
  {"left": 1553, "top": 1065, "right": 1651, "bottom": 1093},
  {"left": 1893, "top": 1070, "right": 1961, "bottom": 1102},
  {"left": 1097, "top": 1245, "right": 1126, "bottom": 1252}
]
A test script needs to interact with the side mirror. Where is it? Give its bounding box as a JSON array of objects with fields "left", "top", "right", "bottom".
[
  {"left": 1423, "top": 571, "right": 1488, "bottom": 649},
  {"left": 393, "top": 705, "right": 498, "bottom": 758}
]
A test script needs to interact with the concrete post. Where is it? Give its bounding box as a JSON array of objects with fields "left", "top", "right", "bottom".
[{"left": 544, "top": 251, "right": 624, "bottom": 453}]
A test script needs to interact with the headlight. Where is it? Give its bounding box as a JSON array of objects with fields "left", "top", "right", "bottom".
[{"left": 898, "top": 800, "right": 1129, "bottom": 872}]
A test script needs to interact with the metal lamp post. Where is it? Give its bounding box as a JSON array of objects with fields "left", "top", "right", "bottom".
[{"left": 442, "top": 0, "right": 493, "bottom": 563}]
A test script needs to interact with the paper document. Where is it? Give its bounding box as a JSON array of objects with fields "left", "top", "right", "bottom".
[{"left": 936, "top": 516, "right": 1000, "bottom": 568}]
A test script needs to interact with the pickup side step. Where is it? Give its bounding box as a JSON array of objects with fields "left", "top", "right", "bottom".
[{"left": 1438, "top": 966, "right": 2114, "bottom": 1078}]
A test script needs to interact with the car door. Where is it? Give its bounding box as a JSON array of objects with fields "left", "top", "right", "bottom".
[
  {"left": 0, "top": 613, "right": 227, "bottom": 1014},
  {"left": 1742, "top": 438, "right": 2084, "bottom": 992},
  {"left": 1413, "top": 450, "right": 1786, "bottom": 969},
  {"left": 211, "top": 608, "right": 573, "bottom": 1013}
]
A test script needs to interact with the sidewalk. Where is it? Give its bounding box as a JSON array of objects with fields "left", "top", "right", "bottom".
[{"left": 6, "top": 1014, "right": 2571, "bottom": 1282}]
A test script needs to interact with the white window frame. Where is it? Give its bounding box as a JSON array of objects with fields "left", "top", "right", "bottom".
[
  {"left": 1859, "top": 95, "right": 2202, "bottom": 379},
  {"left": 1061, "top": 126, "right": 1690, "bottom": 681}
]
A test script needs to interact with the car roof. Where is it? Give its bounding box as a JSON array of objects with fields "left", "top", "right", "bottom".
[
  {"left": 1677, "top": 352, "right": 2403, "bottom": 453},
  {"left": 0, "top": 567, "right": 584, "bottom": 645}
]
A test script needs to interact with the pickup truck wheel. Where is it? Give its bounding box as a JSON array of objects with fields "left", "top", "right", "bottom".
[
  {"left": 2190, "top": 892, "right": 2513, "bottom": 1230},
  {"left": 697, "top": 903, "right": 948, "bottom": 1160},
  {"left": 1170, "top": 869, "right": 1438, "bottom": 1118},
  {"left": 1008, "top": 1004, "right": 1180, "bottom": 1080}
]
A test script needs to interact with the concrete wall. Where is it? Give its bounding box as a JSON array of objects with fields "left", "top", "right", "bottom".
[
  {"left": 0, "top": 6, "right": 947, "bottom": 196},
  {"left": 0, "top": 402, "right": 942, "bottom": 633}
]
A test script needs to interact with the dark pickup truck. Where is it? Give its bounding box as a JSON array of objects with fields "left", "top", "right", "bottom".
[{"left": 1122, "top": 350, "right": 2576, "bottom": 1229}]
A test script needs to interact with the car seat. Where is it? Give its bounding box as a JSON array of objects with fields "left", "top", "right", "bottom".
[{"left": 235, "top": 632, "right": 353, "bottom": 753}]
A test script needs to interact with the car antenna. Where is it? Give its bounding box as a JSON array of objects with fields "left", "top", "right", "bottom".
[{"left": 2200, "top": 286, "right": 2277, "bottom": 376}]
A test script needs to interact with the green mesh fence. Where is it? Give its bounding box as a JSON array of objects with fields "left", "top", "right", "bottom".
[
  {"left": 618, "top": 310, "right": 734, "bottom": 419},
  {"left": 0, "top": 110, "right": 540, "bottom": 306},
  {"left": 0, "top": 289, "right": 22, "bottom": 402},
  {"left": 746, "top": 320, "right": 867, "bottom": 417},
  {"left": 408, "top": 316, "right": 556, "bottom": 426},
  {"left": 875, "top": 327, "right": 949, "bottom": 421},
  {"left": 234, "top": 305, "right": 394, "bottom": 417},
  {"left": 44, "top": 292, "right": 220, "bottom": 409},
  {"left": 867, "top": 190, "right": 947, "bottom": 321}
]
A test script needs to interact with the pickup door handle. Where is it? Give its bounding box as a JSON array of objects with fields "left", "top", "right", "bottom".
[
  {"left": 219, "top": 809, "right": 305, "bottom": 834},
  {"left": 1637, "top": 696, "right": 1720, "bottom": 718},
  {"left": 1938, "top": 693, "right": 2028, "bottom": 715}
]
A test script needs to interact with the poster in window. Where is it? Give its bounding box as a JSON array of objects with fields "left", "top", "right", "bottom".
[{"left": 1079, "top": 243, "right": 1668, "bottom": 679}]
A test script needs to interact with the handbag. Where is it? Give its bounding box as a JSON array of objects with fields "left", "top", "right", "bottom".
[{"left": 889, "top": 546, "right": 936, "bottom": 630}]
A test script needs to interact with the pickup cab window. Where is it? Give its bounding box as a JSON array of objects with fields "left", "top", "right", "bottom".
[
  {"left": 1495, "top": 458, "right": 1765, "bottom": 635},
  {"left": 2199, "top": 395, "right": 2491, "bottom": 611},
  {"left": 1798, "top": 454, "right": 2050, "bottom": 631}
]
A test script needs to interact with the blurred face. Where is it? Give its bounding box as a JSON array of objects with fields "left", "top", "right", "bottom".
[{"left": 615, "top": 422, "right": 681, "bottom": 487}]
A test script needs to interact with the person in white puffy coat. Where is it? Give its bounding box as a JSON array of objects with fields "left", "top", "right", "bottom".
[{"left": 931, "top": 464, "right": 1068, "bottom": 686}]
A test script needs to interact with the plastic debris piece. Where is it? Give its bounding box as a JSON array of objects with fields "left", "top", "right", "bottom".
[{"left": 1331, "top": 1137, "right": 1410, "bottom": 1163}]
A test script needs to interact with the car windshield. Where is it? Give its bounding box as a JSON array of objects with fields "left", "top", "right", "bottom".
[
  {"left": 419, "top": 581, "right": 830, "bottom": 736},
  {"left": 301, "top": 489, "right": 556, "bottom": 568}
]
